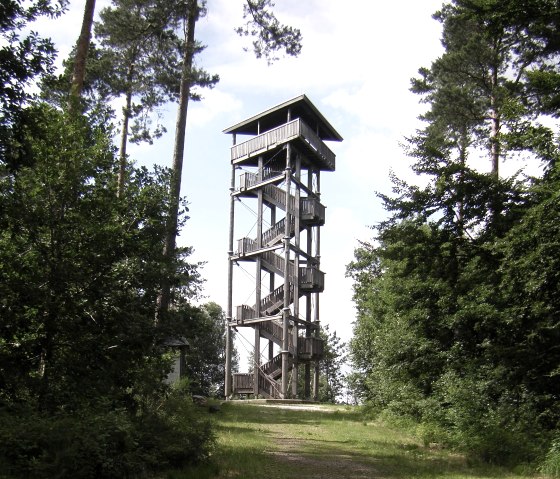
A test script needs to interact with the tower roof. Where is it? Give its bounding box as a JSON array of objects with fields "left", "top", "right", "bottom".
[{"left": 223, "top": 94, "right": 343, "bottom": 142}]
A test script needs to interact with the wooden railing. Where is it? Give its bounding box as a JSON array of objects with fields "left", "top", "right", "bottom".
[
  {"left": 260, "top": 319, "right": 296, "bottom": 354},
  {"left": 236, "top": 304, "right": 256, "bottom": 322},
  {"left": 237, "top": 237, "right": 257, "bottom": 256},
  {"left": 264, "top": 184, "right": 296, "bottom": 211},
  {"left": 262, "top": 250, "right": 295, "bottom": 278},
  {"left": 235, "top": 267, "right": 324, "bottom": 322},
  {"left": 232, "top": 373, "right": 253, "bottom": 393},
  {"left": 231, "top": 367, "right": 283, "bottom": 398},
  {"left": 301, "top": 197, "right": 325, "bottom": 226},
  {"left": 236, "top": 240, "right": 296, "bottom": 280},
  {"left": 299, "top": 266, "right": 325, "bottom": 292},
  {"left": 298, "top": 336, "right": 324, "bottom": 360},
  {"left": 260, "top": 284, "right": 288, "bottom": 315},
  {"left": 258, "top": 370, "right": 281, "bottom": 398},
  {"left": 299, "top": 120, "right": 336, "bottom": 170},
  {"left": 231, "top": 119, "right": 299, "bottom": 160},
  {"left": 231, "top": 118, "right": 336, "bottom": 170},
  {"left": 262, "top": 216, "right": 294, "bottom": 247},
  {"left": 261, "top": 353, "right": 283, "bottom": 378}
]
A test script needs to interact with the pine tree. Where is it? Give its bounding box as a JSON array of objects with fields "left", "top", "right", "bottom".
[{"left": 349, "top": 0, "right": 560, "bottom": 463}]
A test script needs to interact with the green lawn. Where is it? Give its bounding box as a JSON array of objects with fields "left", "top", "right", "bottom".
[{"left": 167, "top": 401, "right": 546, "bottom": 479}]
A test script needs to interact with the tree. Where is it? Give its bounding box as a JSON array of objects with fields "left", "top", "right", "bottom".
[
  {"left": 236, "top": 0, "right": 302, "bottom": 64},
  {"left": 0, "top": 104, "right": 201, "bottom": 411},
  {"left": 158, "top": 0, "right": 303, "bottom": 318},
  {"left": 95, "top": 0, "right": 219, "bottom": 196},
  {"left": 70, "top": 0, "right": 96, "bottom": 102},
  {"left": 497, "top": 166, "right": 560, "bottom": 425},
  {"left": 0, "top": 5, "right": 217, "bottom": 473},
  {"left": 411, "top": 0, "right": 560, "bottom": 228},
  {"left": 158, "top": 0, "right": 207, "bottom": 319},
  {"left": 317, "top": 325, "right": 347, "bottom": 403},
  {"left": 177, "top": 302, "right": 238, "bottom": 397},
  {"left": 0, "top": 0, "right": 66, "bottom": 162},
  {"left": 349, "top": 0, "right": 560, "bottom": 464}
]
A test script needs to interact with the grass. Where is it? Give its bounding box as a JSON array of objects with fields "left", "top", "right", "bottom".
[{"left": 164, "top": 401, "right": 546, "bottom": 479}]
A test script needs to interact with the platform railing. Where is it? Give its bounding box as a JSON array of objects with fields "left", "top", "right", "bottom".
[{"left": 231, "top": 118, "right": 335, "bottom": 170}]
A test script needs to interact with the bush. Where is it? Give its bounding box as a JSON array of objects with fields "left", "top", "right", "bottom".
[
  {"left": 0, "top": 395, "right": 214, "bottom": 479},
  {"left": 136, "top": 393, "right": 215, "bottom": 471},
  {"left": 540, "top": 435, "right": 560, "bottom": 478},
  {"left": 421, "top": 371, "right": 543, "bottom": 465},
  {"left": 0, "top": 407, "right": 143, "bottom": 478}
]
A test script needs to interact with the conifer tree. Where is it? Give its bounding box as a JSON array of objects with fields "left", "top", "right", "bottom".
[
  {"left": 157, "top": 0, "right": 303, "bottom": 318},
  {"left": 349, "top": 0, "right": 560, "bottom": 463}
]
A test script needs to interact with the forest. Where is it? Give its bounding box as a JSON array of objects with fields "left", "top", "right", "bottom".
[
  {"left": 1, "top": 0, "right": 560, "bottom": 477},
  {"left": 0, "top": 0, "right": 308, "bottom": 477},
  {"left": 348, "top": 0, "right": 560, "bottom": 473}
]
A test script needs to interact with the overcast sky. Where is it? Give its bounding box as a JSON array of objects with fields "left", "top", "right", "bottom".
[{"left": 40, "top": 0, "right": 448, "bottom": 362}]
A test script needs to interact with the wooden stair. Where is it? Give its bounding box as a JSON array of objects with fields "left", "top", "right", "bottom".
[{"left": 231, "top": 169, "right": 325, "bottom": 399}]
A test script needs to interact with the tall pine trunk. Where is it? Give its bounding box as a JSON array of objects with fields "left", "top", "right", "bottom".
[
  {"left": 489, "top": 61, "right": 502, "bottom": 228},
  {"left": 70, "top": 0, "right": 96, "bottom": 102},
  {"left": 156, "top": 0, "right": 199, "bottom": 320},
  {"left": 117, "top": 63, "right": 135, "bottom": 198},
  {"left": 489, "top": 64, "right": 500, "bottom": 178}
]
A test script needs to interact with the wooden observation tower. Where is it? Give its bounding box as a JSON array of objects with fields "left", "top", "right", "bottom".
[{"left": 224, "top": 95, "right": 342, "bottom": 400}]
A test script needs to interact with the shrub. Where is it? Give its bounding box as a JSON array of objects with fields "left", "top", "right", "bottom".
[
  {"left": 0, "top": 395, "right": 214, "bottom": 479},
  {"left": 540, "top": 435, "right": 560, "bottom": 478},
  {"left": 0, "top": 406, "right": 143, "bottom": 478}
]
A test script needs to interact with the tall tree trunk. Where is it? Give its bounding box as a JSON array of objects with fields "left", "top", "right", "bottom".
[
  {"left": 489, "top": 70, "right": 500, "bottom": 179},
  {"left": 156, "top": 0, "right": 199, "bottom": 320},
  {"left": 489, "top": 62, "right": 502, "bottom": 226},
  {"left": 70, "top": 0, "right": 96, "bottom": 102},
  {"left": 456, "top": 127, "right": 468, "bottom": 238},
  {"left": 117, "top": 64, "right": 134, "bottom": 198}
]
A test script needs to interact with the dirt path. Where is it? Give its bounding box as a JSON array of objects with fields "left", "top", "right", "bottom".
[
  {"left": 213, "top": 401, "right": 531, "bottom": 479},
  {"left": 258, "top": 403, "right": 383, "bottom": 479},
  {"left": 267, "top": 435, "right": 381, "bottom": 479}
]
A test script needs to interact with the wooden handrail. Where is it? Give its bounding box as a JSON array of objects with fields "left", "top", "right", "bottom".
[{"left": 230, "top": 118, "right": 335, "bottom": 170}]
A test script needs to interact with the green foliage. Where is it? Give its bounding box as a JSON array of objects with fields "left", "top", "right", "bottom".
[
  {"left": 236, "top": 0, "right": 302, "bottom": 64},
  {"left": 540, "top": 435, "right": 560, "bottom": 477},
  {"left": 0, "top": 1, "right": 306, "bottom": 476},
  {"left": 0, "top": 102, "right": 213, "bottom": 477},
  {"left": 317, "top": 325, "right": 347, "bottom": 403},
  {"left": 0, "top": 1, "right": 66, "bottom": 121},
  {"left": 0, "top": 393, "right": 214, "bottom": 479},
  {"left": 349, "top": 0, "right": 560, "bottom": 468},
  {"left": 175, "top": 302, "right": 232, "bottom": 397},
  {"left": 0, "top": 104, "right": 197, "bottom": 411},
  {"left": 93, "top": 0, "right": 218, "bottom": 142}
]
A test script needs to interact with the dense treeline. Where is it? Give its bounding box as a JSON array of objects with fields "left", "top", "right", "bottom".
[
  {"left": 0, "top": 0, "right": 300, "bottom": 477},
  {"left": 0, "top": 3, "right": 216, "bottom": 477},
  {"left": 348, "top": 0, "right": 560, "bottom": 471}
]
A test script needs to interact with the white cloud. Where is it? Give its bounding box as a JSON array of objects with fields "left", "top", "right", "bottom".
[
  {"left": 189, "top": 89, "right": 243, "bottom": 127},
  {"left": 320, "top": 206, "right": 370, "bottom": 342}
]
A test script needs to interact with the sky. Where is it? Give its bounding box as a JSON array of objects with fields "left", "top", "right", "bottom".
[{"left": 38, "top": 0, "right": 448, "bottom": 365}]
